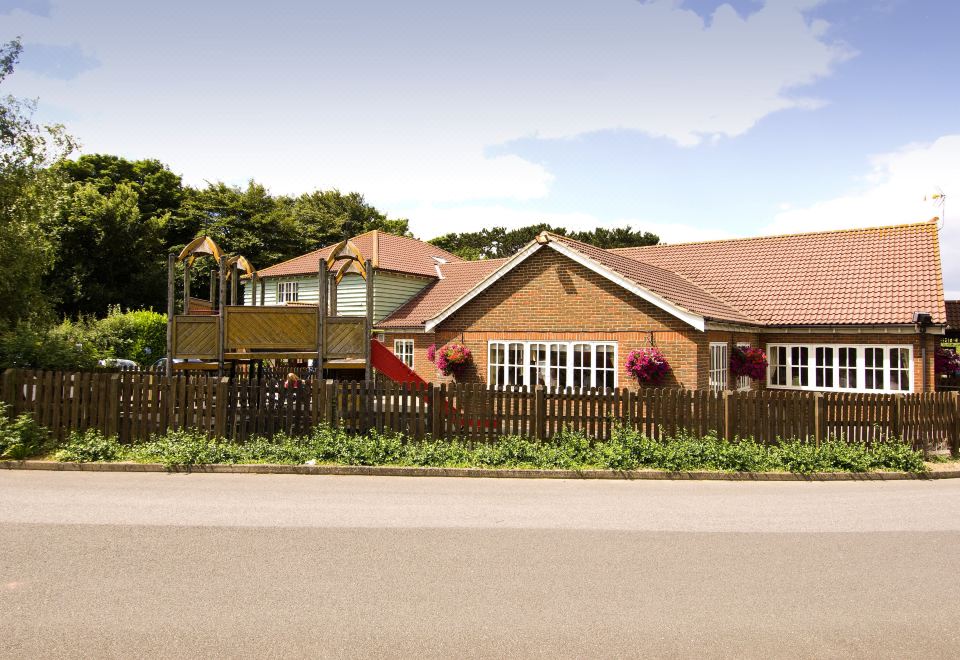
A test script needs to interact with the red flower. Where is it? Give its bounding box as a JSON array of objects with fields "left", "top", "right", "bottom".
[
  {"left": 730, "top": 346, "right": 768, "bottom": 381},
  {"left": 625, "top": 348, "right": 671, "bottom": 385}
]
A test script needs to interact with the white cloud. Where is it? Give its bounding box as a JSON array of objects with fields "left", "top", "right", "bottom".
[
  {"left": 4, "top": 0, "right": 850, "bottom": 209},
  {"left": 395, "top": 203, "right": 735, "bottom": 244},
  {"left": 766, "top": 135, "right": 960, "bottom": 297}
]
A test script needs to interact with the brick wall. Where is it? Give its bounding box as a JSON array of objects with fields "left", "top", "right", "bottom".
[
  {"left": 431, "top": 248, "right": 704, "bottom": 389},
  {"left": 378, "top": 248, "right": 939, "bottom": 393}
]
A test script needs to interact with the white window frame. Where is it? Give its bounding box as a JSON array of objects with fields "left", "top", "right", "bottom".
[
  {"left": 487, "top": 340, "right": 618, "bottom": 390},
  {"left": 393, "top": 339, "right": 415, "bottom": 369},
  {"left": 277, "top": 281, "right": 299, "bottom": 303},
  {"left": 735, "top": 342, "right": 752, "bottom": 391},
  {"left": 766, "top": 343, "right": 913, "bottom": 394},
  {"left": 709, "top": 342, "right": 728, "bottom": 392}
]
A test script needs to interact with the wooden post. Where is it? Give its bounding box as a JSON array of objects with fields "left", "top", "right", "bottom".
[
  {"left": 814, "top": 392, "right": 823, "bottom": 447},
  {"left": 106, "top": 374, "right": 121, "bottom": 439},
  {"left": 324, "top": 379, "right": 336, "bottom": 426},
  {"left": 364, "top": 258, "right": 374, "bottom": 383},
  {"left": 952, "top": 391, "right": 960, "bottom": 458},
  {"left": 329, "top": 274, "right": 338, "bottom": 315},
  {"left": 209, "top": 269, "right": 217, "bottom": 306},
  {"left": 722, "top": 390, "right": 732, "bottom": 441},
  {"left": 534, "top": 385, "right": 546, "bottom": 441},
  {"left": 317, "top": 259, "right": 327, "bottom": 375},
  {"left": 429, "top": 382, "right": 440, "bottom": 438},
  {"left": 214, "top": 376, "right": 229, "bottom": 439},
  {"left": 891, "top": 394, "right": 902, "bottom": 442},
  {"left": 1, "top": 368, "right": 16, "bottom": 409},
  {"left": 218, "top": 255, "right": 227, "bottom": 376},
  {"left": 182, "top": 258, "right": 191, "bottom": 315},
  {"left": 230, "top": 263, "right": 239, "bottom": 306},
  {"left": 166, "top": 254, "right": 175, "bottom": 377},
  {"left": 250, "top": 273, "right": 258, "bottom": 306}
]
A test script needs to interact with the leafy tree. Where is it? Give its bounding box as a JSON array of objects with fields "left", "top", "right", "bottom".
[
  {"left": 47, "top": 181, "right": 166, "bottom": 316},
  {"left": 0, "top": 38, "right": 75, "bottom": 329},
  {"left": 430, "top": 223, "right": 659, "bottom": 260},
  {"left": 291, "top": 189, "right": 410, "bottom": 251}
]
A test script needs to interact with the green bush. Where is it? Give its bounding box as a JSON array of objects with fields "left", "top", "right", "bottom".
[
  {"left": 54, "top": 429, "right": 125, "bottom": 462},
  {"left": 89, "top": 307, "right": 166, "bottom": 365},
  {"left": 0, "top": 404, "right": 51, "bottom": 459},
  {"left": 49, "top": 423, "right": 929, "bottom": 475},
  {"left": 0, "top": 322, "right": 98, "bottom": 370}
]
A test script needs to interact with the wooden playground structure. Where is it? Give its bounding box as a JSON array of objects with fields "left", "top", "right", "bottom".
[{"left": 165, "top": 236, "right": 374, "bottom": 379}]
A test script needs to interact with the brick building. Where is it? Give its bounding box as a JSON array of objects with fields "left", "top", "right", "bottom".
[{"left": 252, "top": 220, "right": 948, "bottom": 394}]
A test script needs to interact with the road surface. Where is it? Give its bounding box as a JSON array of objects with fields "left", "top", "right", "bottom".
[{"left": 2, "top": 471, "right": 959, "bottom": 658}]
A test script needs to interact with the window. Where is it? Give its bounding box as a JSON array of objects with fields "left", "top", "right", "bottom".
[
  {"left": 709, "top": 343, "right": 728, "bottom": 392},
  {"left": 572, "top": 344, "right": 592, "bottom": 389},
  {"left": 838, "top": 347, "right": 857, "bottom": 389},
  {"left": 770, "top": 346, "right": 787, "bottom": 386},
  {"left": 736, "top": 342, "right": 752, "bottom": 391},
  {"left": 488, "top": 341, "right": 617, "bottom": 389},
  {"left": 767, "top": 344, "right": 912, "bottom": 393},
  {"left": 864, "top": 348, "right": 884, "bottom": 390},
  {"left": 790, "top": 347, "right": 809, "bottom": 387},
  {"left": 889, "top": 347, "right": 911, "bottom": 391},
  {"left": 815, "top": 347, "right": 834, "bottom": 388},
  {"left": 394, "top": 339, "right": 414, "bottom": 368},
  {"left": 489, "top": 342, "right": 524, "bottom": 387},
  {"left": 277, "top": 281, "right": 299, "bottom": 303}
]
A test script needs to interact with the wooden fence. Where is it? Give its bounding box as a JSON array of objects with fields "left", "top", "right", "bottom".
[{"left": 3, "top": 369, "right": 959, "bottom": 453}]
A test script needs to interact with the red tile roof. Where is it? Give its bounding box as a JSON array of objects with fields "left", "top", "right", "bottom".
[
  {"left": 255, "top": 230, "right": 462, "bottom": 279},
  {"left": 611, "top": 221, "right": 946, "bottom": 326},
  {"left": 376, "top": 259, "right": 508, "bottom": 328},
  {"left": 947, "top": 301, "right": 960, "bottom": 330},
  {"left": 548, "top": 233, "right": 756, "bottom": 325}
]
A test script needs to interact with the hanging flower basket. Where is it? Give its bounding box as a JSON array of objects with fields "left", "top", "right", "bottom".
[
  {"left": 625, "top": 347, "right": 671, "bottom": 385},
  {"left": 428, "top": 342, "right": 472, "bottom": 378},
  {"left": 730, "top": 345, "right": 768, "bottom": 381},
  {"left": 935, "top": 347, "right": 960, "bottom": 376}
]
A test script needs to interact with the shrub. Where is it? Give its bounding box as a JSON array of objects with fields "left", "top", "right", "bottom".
[
  {"left": 54, "top": 429, "right": 125, "bottom": 462},
  {"left": 935, "top": 347, "right": 960, "bottom": 376},
  {"left": 0, "top": 322, "right": 98, "bottom": 370},
  {"left": 89, "top": 307, "right": 166, "bottom": 366},
  {"left": 0, "top": 404, "right": 51, "bottom": 459}
]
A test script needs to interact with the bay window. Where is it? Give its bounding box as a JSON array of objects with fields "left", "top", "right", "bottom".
[
  {"left": 766, "top": 344, "right": 913, "bottom": 393},
  {"left": 488, "top": 341, "right": 617, "bottom": 390}
]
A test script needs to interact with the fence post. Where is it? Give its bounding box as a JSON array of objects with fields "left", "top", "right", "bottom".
[
  {"left": 1, "top": 368, "right": 15, "bottom": 409},
  {"left": 814, "top": 392, "right": 823, "bottom": 447},
  {"left": 324, "top": 379, "right": 336, "bottom": 426},
  {"left": 722, "top": 390, "right": 732, "bottom": 441},
  {"left": 534, "top": 385, "right": 546, "bottom": 441},
  {"left": 891, "top": 395, "right": 902, "bottom": 442},
  {"left": 106, "top": 374, "right": 121, "bottom": 440},
  {"left": 952, "top": 391, "right": 960, "bottom": 458},
  {"left": 214, "top": 376, "right": 230, "bottom": 439},
  {"left": 429, "top": 383, "right": 440, "bottom": 438}
]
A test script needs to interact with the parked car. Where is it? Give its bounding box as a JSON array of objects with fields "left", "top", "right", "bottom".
[
  {"left": 97, "top": 358, "right": 139, "bottom": 370},
  {"left": 151, "top": 358, "right": 206, "bottom": 369}
]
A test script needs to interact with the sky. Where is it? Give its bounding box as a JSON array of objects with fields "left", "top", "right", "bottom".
[{"left": 2, "top": 0, "right": 959, "bottom": 297}]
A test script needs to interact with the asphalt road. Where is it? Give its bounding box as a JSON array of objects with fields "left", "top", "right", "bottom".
[{"left": 2, "top": 473, "right": 960, "bottom": 659}]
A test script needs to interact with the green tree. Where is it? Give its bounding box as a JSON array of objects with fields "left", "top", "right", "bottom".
[
  {"left": 429, "top": 223, "right": 659, "bottom": 260},
  {"left": 291, "top": 189, "right": 410, "bottom": 251},
  {"left": 0, "top": 38, "right": 75, "bottom": 329},
  {"left": 48, "top": 182, "right": 166, "bottom": 316}
]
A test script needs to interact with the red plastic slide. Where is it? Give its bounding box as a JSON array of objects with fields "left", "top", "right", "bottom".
[
  {"left": 370, "top": 339, "right": 428, "bottom": 385},
  {"left": 369, "top": 339, "right": 493, "bottom": 431}
]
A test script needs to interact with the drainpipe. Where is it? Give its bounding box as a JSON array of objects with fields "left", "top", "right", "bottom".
[{"left": 914, "top": 312, "right": 933, "bottom": 391}]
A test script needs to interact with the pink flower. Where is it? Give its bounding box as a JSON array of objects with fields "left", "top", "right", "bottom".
[
  {"left": 625, "top": 348, "right": 671, "bottom": 385},
  {"left": 935, "top": 347, "right": 960, "bottom": 375},
  {"left": 433, "top": 342, "right": 472, "bottom": 377},
  {"left": 730, "top": 346, "right": 768, "bottom": 381},
  {"left": 426, "top": 344, "right": 437, "bottom": 364}
]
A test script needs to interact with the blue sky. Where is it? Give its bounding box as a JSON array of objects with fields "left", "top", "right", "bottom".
[{"left": 2, "top": 0, "right": 959, "bottom": 296}]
